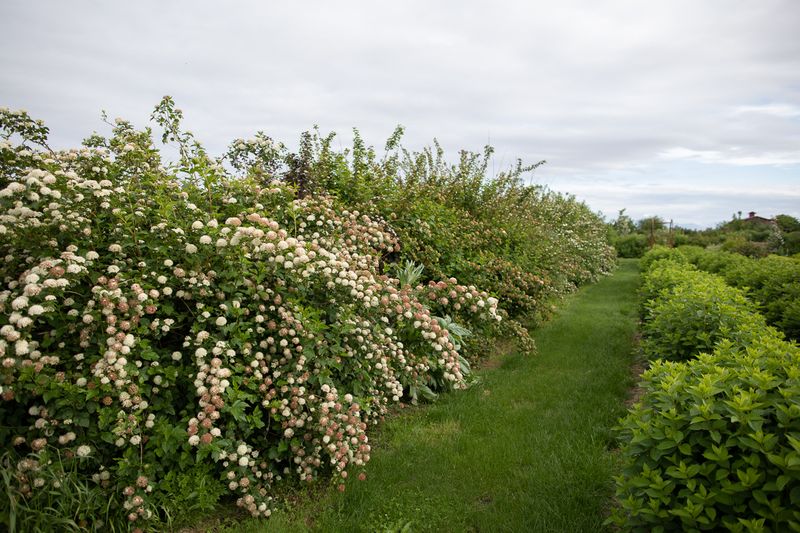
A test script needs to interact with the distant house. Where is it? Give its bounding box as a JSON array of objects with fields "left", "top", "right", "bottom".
[{"left": 744, "top": 212, "right": 777, "bottom": 226}]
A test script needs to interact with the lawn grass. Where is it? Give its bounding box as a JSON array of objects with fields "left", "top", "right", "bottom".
[{"left": 208, "top": 259, "right": 640, "bottom": 533}]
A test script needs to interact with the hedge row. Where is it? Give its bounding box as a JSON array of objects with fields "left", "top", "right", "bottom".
[
  {"left": 678, "top": 245, "right": 800, "bottom": 341},
  {"left": 611, "top": 250, "right": 800, "bottom": 531},
  {"left": 639, "top": 259, "right": 772, "bottom": 362},
  {"left": 0, "top": 101, "right": 614, "bottom": 531}
]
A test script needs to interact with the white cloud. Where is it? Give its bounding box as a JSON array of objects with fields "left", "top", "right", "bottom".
[
  {"left": 658, "top": 147, "right": 800, "bottom": 166},
  {"left": 733, "top": 104, "right": 800, "bottom": 118}
]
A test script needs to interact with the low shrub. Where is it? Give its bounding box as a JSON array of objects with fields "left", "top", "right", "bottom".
[
  {"left": 637, "top": 259, "right": 699, "bottom": 316},
  {"left": 723, "top": 256, "right": 800, "bottom": 341},
  {"left": 671, "top": 244, "right": 705, "bottom": 264},
  {"left": 722, "top": 236, "right": 771, "bottom": 258},
  {"left": 640, "top": 246, "right": 688, "bottom": 272},
  {"left": 678, "top": 247, "right": 800, "bottom": 341},
  {"left": 613, "top": 234, "right": 648, "bottom": 258},
  {"left": 690, "top": 248, "right": 749, "bottom": 276},
  {"left": 641, "top": 275, "right": 763, "bottom": 361},
  {"left": 784, "top": 230, "right": 800, "bottom": 255},
  {"left": 611, "top": 334, "right": 800, "bottom": 531}
]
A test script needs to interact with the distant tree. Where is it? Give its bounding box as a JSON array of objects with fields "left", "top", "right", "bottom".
[
  {"left": 636, "top": 216, "right": 665, "bottom": 232},
  {"left": 776, "top": 214, "right": 800, "bottom": 233},
  {"left": 637, "top": 216, "right": 666, "bottom": 248},
  {"left": 783, "top": 231, "right": 800, "bottom": 255},
  {"left": 612, "top": 208, "right": 635, "bottom": 236}
]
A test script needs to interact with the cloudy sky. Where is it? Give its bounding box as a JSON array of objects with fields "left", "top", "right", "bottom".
[{"left": 1, "top": 0, "right": 798, "bottom": 228}]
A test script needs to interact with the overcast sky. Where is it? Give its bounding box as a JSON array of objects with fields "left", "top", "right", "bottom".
[{"left": 1, "top": 0, "right": 799, "bottom": 228}]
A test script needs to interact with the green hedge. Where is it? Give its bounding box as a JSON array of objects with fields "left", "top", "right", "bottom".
[
  {"left": 640, "top": 245, "right": 689, "bottom": 272},
  {"left": 614, "top": 234, "right": 648, "bottom": 258},
  {"left": 638, "top": 252, "right": 769, "bottom": 362},
  {"left": 612, "top": 252, "right": 800, "bottom": 531},
  {"left": 723, "top": 256, "right": 800, "bottom": 341},
  {"left": 677, "top": 246, "right": 800, "bottom": 341},
  {"left": 611, "top": 335, "right": 800, "bottom": 531},
  {"left": 642, "top": 280, "right": 766, "bottom": 362},
  {"left": 637, "top": 259, "right": 700, "bottom": 316}
]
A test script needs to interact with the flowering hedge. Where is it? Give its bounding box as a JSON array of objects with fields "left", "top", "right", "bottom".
[
  {"left": 0, "top": 105, "right": 508, "bottom": 531},
  {"left": 274, "top": 127, "right": 615, "bottom": 328},
  {"left": 0, "top": 100, "right": 612, "bottom": 531}
]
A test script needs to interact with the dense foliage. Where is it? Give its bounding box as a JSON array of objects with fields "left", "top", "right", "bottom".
[
  {"left": 0, "top": 100, "right": 613, "bottom": 531},
  {"left": 677, "top": 246, "right": 800, "bottom": 341},
  {"left": 611, "top": 249, "right": 800, "bottom": 531},
  {"left": 638, "top": 246, "right": 688, "bottom": 272},
  {"left": 639, "top": 260, "right": 765, "bottom": 361},
  {"left": 608, "top": 211, "right": 800, "bottom": 258},
  {"left": 614, "top": 335, "right": 800, "bottom": 531},
  {"left": 280, "top": 127, "right": 615, "bottom": 324}
]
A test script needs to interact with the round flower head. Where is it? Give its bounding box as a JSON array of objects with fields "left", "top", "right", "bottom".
[{"left": 76, "top": 445, "right": 92, "bottom": 457}]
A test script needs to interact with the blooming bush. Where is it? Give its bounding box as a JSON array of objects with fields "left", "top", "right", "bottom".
[
  {"left": 0, "top": 104, "right": 507, "bottom": 530},
  {"left": 273, "top": 127, "right": 615, "bottom": 329},
  {"left": 0, "top": 98, "right": 614, "bottom": 530}
]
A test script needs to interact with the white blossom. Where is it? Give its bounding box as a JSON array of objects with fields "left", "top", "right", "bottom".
[{"left": 76, "top": 445, "right": 92, "bottom": 457}]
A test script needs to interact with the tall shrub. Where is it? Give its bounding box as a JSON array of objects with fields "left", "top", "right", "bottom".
[{"left": 0, "top": 105, "right": 503, "bottom": 530}]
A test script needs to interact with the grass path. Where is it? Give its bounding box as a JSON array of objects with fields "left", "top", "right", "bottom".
[{"left": 223, "top": 259, "right": 640, "bottom": 533}]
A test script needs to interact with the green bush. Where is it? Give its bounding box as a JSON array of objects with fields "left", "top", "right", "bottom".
[
  {"left": 723, "top": 256, "right": 800, "bottom": 341},
  {"left": 672, "top": 245, "right": 705, "bottom": 264},
  {"left": 640, "top": 246, "right": 688, "bottom": 272},
  {"left": 723, "top": 236, "right": 771, "bottom": 258},
  {"left": 679, "top": 247, "right": 800, "bottom": 341},
  {"left": 637, "top": 260, "right": 700, "bottom": 315},
  {"left": 611, "top": 334, "right": 800, "bottom": 531},
  {"left": 641, "top": 275, "right": 763, "bottom": 361},
  {"left": 614, "top": 234, "right": 648, "bottom": 258},
  {"left": 783, "top": 230, "right": 800, "bottom": 255},
  {"left": 615, "top": 257, "right": 800, "bottom": 530},
  {"left": 691, "top": 248, "right": 749, "bottom": 276}
]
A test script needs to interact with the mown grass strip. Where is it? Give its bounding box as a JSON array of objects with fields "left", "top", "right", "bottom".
[{"left": 218, "top": 259, "right": 640, "bottom": 533}]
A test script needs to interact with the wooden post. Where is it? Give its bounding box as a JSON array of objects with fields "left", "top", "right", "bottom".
[{"left": 668, "top": 219, "right": 674, "bottom": 247}]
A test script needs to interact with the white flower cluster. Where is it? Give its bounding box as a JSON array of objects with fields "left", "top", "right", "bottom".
[{"left": 0, "top": 108, "right": 507, "bottom": 524}]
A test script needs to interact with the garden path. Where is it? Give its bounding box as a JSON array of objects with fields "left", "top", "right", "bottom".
[{"left": 216, "top": 260, "right": 641, "bottom": 533}]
